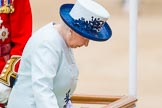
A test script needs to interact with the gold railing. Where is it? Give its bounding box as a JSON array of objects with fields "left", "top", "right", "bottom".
[{"left": 71, "top": 94, "right": 137, "bottom": 108}]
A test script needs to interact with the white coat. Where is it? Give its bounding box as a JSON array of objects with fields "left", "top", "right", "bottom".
[{"left": 7, "top": 22, "right": 79, "bottom": 108}]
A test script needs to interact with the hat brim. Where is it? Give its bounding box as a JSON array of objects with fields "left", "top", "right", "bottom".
[{"left": 59, "top": 4, "right": 112, "bottom": 41}]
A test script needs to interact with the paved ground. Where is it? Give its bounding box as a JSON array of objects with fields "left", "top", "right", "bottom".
[{"left": 30, "top": 0, "right": 162, "bottom": 107}]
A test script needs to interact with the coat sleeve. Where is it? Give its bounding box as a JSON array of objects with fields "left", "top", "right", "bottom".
[
  {"left": 31, "top": 41, "right": 60, "bottom": 108},
  {"left": 9, "top": 0, "right": 32, "bottom": 72},
  {"left": 10, "top": 0, "right": 32, "bottom": 56},
  {"left": 0, "top": 0, "right": 32, "bottom": 89},
  {"left": 0, "top": 0, "right": 32, "bottom": 106}
]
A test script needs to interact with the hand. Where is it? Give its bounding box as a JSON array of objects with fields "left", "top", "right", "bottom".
[{"left": 0, "top": 83, "right": 11, "bottom": 103}]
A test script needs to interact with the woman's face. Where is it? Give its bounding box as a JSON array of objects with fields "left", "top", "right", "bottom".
[{"left": 66, "top": 30, "right": 89, "bottom": 48}]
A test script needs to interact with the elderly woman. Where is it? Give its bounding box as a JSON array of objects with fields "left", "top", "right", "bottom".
[{"left": 7, "top": 0, "right": 112, "bottom": 108}]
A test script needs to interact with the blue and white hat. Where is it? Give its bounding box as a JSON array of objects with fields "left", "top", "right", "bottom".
[{"left": 60, "top": 0, "right": 112, "bottom": 41}]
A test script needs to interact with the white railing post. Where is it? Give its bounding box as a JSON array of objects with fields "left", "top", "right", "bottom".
[{"left": 129, "top": 0, "right": 138, "bottom": 97}]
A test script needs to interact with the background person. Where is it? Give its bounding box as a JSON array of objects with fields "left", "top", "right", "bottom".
[{"left": 0, "top": 0, "right": 32, "bottom": 107}]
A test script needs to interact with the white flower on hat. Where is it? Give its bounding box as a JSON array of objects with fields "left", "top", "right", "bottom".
[{"left": 0, "top": 26, "right": 9, "bottom": 42}]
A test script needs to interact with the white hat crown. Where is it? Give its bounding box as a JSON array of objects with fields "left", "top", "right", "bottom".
[{"left": 69, "top": 0, "right": 110, "bottom": 33}]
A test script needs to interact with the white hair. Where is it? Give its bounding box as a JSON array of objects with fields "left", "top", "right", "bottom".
[{"left": 60, "top": 20, "right": 71, "bottom": 31}]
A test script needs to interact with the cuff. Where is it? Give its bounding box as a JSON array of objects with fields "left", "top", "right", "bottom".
[{"left": 0, "top": 55, "right": 21, "bottom": 88}]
